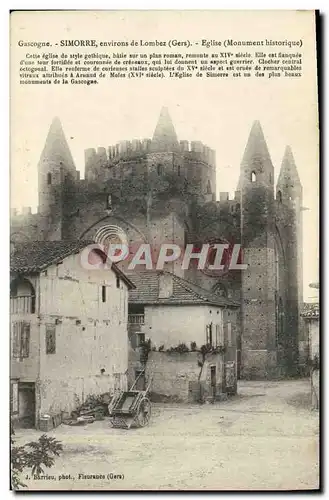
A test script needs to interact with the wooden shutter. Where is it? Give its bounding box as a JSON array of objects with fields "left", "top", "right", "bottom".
[
  {"left": 12, "top": 322, "right": 20, "bottom": 358},
  {"left": 46, "top": 324, "right": 56, "bottom": 354},
  {"left": 21, "top": 322, "right": 30, "bottom": 357},
  {"left": 227, "top": 322, "right": 232, "bottom": 347}
]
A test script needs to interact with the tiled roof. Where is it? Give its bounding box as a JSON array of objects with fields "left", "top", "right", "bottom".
[
  {"left": 10, "top": 240, "right": 135, "bottom": 289},
  {"left": 127, "top": 271, "right": 239, "bottom": 308},
  {"left": 301, "top": 302, "right": 320, "bottom": 319}
]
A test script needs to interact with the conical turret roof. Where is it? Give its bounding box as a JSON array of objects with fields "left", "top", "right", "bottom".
[
  {"left": 277, "top": 145, "right": 301, "bottom": 187},
  {"left": 38, "top": 117, "right": 76, "bottom": 172},
  {"left": 150, "top": 107, "right": 179, "bottom": 152},
  {"left": 241, "top": 121, "right": 272, "bottom": 165},
  {"left": 237, "top": 121, "right": 273, "bottom": 190}
]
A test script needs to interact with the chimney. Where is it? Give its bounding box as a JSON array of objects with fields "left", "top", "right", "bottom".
[{"left": 158, "top": 272, "right": 173, "bottom": 299}]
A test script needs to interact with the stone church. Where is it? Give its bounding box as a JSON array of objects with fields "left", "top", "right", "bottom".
[{"left": 11, "top": 107, "right": 305, "bottom": 379}]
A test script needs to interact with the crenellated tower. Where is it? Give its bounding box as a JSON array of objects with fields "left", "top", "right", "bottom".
[{"left": 83, "top": 107, "right": 217, "bottom": 200}]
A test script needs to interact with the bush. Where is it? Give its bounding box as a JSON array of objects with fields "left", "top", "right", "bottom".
[
  {"left": 11, "top": 422, "right": 63, "bottom": 490},
  {"left": 166, "top": 343, "right": 190, "bottom": 354},
  {"left": 190, "top": 341, "right": 197, "bottom": 352}
]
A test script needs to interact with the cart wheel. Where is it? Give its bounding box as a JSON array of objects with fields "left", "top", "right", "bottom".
[{"left": 136, "top": 397, "right": 151, "bottom": 427}]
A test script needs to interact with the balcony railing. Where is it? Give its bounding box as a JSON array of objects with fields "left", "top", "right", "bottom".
[
  {"left": 10, "top": 296, "right": 35, "bottom": 315},
  {"left": 128, "top": 314, "right": 145, "bottom": 325}
]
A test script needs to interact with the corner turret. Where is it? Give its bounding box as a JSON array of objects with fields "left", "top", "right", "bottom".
[
  {"left": 276, "top": 146, "right": 302, "bottom": 204},
  {"left": 38, "top": 117, "right": 77, "bottom": 239},
  {"left": 239, "top": 121, "right": 278, "bottom": 379},
  {"left": 238, "top": 120, "right": 274, "bottom": 192}
]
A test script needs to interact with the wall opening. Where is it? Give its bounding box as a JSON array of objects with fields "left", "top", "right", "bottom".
[
  {"left": 47, "top": 173, "right": 52, "bottom": 185},
  {"left": 106, "top": 194, "right": 112, "bottom": 210},
  {"left": 16, "top": 382, "right": 36, "bottom": 429},
  {"left": 10, "top": 278, "right": 36, "bottom": 314},
  {"left": 251, "top": 171, "right": 256, "bottom": 183},
  {"left": 102, "top": 285, "right": 106, "bottom": 303},
  {"left": 277, "top": 190, "right": 282, "bottom": 203}
]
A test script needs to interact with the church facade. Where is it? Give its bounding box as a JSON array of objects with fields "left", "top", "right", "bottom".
[{"left": 11, "top": 108, "right": 305, "bottom": 379}]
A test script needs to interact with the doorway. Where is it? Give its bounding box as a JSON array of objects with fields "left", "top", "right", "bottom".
[{"left": 18, "top": 383, "right": 36, "bottom": 428}]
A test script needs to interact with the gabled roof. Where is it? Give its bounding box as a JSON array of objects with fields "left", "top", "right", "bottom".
[
  {"left": 301, "top": 302, "right": 319, "bottom": 319},
  {"left": 127, "top": 271, "right": 239, "bottom": 308},
  {"left": 10, "top": 240, "right": 135, "bottom": 289}
]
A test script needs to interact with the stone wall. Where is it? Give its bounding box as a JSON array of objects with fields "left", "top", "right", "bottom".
[{"left": 145, "top": 351, "right": 224, "bottom": 403}]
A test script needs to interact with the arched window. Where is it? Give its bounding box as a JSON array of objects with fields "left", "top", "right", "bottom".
[
  {"left": 251, "top": 171, "right": 256, "bottom": 183},
  {"left": 10, "top": 278, "right": 36, "bottom": 314},
  {"left": 47, "top": 173, "right": 52, "bottom": 185},
  {"left": 277, "top": 190, "right": 282, "bottom": 203}
]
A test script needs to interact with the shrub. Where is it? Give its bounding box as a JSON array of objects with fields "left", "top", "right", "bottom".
[
  {"left": 11, "top": 422, "right": 62, "bottom": 490},
  {"left": 190, "top": 341, "right": 197, "bottom": 352}
]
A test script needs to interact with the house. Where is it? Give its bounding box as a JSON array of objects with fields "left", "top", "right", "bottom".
[
  {"left": 126, "top": 271, "right": 239, "bottom": 402},
  {"left": 10, "top": 240, "right": 135, "bottom": 429},
  {"left": 301, "top": 282, "right": 320, "bottom": 409}
]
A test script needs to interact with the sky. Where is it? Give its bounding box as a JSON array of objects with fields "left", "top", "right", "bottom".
[{"left": 10, "top": 10, "right": 319, "bottom": 300}]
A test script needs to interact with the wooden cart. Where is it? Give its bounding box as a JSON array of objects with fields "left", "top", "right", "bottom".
[{"left": 108, "top": 372, "right": 152, "bottom": 429}]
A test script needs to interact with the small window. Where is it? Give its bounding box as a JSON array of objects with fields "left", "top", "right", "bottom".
[
  {"left": 157, "top": 164, "right": 163, "bottom": 176},
  {"left": 102, "top": 285, "right": 106, "bottom": 303},
  {"left": 136, "top": 333, "right": 145, "bottom": 347},
  {"left": 277, "top": 190, "right": 282, "bottom": 203},
  {"left": 116, "top": 277, "right": 120, "bottom": 289},
  {"left": 226, "top": 322, "right": 232, "bottom": 347},
  {"left": 46, "top": 324, "right": 56, "bottom": 354},
  {"left": 106, "top": 194, "right": 112, "bottom": 210},
  {"left": 177, "top": 165, "right": 181, "bottom": 176},
  {"left": 251, "top": 171, "right": 256, "bottom": 182},
  {"left": 47, "top": 172, "right": 52, "bottom": 185},
  {"left": 206, "top": 180, "right": 212, "bottom": 194}
]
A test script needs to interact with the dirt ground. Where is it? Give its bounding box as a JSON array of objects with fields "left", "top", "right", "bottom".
[{"left": 13, "top": 379, "right": 319, "bottom": 491}]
